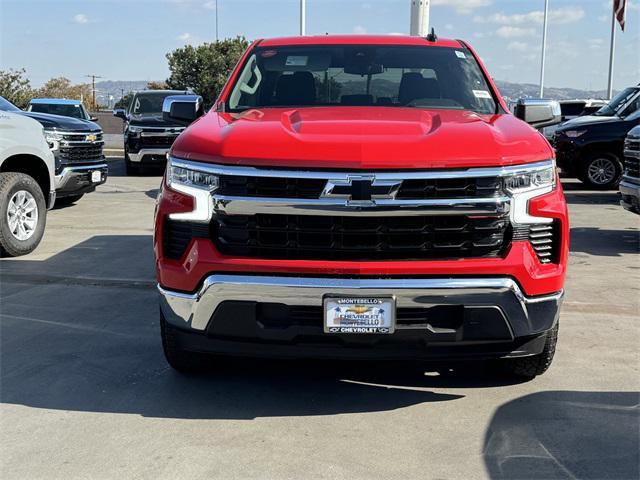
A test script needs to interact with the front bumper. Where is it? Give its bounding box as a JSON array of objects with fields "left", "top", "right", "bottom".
[
  {"left": 55, "top": 163, "right": 108, "bottom": 197},
  {"left": 619, "top": 177, "right": 640, "bottom": 213},
  {"left": 128, "top": 148, "right": 169, "bottom": 163},
  {"left": 159, "top": 275, "right": 563, "bottom": 360}
]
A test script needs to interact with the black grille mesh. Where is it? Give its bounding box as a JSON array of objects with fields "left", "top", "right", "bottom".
[
  {"left": 216, "top": 175, "right": 504, "bottom": 200},
  {"left": 213, "top": 214, "right": 509, "bottom": 261}
]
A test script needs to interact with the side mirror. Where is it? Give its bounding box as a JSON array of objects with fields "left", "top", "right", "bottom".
[
  {"left": 162, "top": 95, "right": 204, "bottom": 125},
  {"left": 514, "top": 98, "right": 562, "bottom": 129},
  {"left": 113, "top": 109, "right": 126, "bottom": 120}
]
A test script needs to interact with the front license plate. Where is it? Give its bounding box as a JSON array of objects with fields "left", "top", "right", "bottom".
[
  {"left": 324, "top": 296, "right": 395, "bottom": 334},
  {"left": 91, "top": 171, "right": 102, "bottom": 183}
]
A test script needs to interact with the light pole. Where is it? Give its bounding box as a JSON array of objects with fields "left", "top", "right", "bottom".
[
  {"left": 300, "top": 0, "right": 306, "bottom": 35},
  {"left": 410, "top": 0, "right": 430, "bottom": 37},
  {"left": 538, "top": 0, "right": 549, "bottom": 98}
]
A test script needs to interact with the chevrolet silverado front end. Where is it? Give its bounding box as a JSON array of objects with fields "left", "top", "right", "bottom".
[{"left": 154, "top": 35, "right": 569, "bottom": 378}]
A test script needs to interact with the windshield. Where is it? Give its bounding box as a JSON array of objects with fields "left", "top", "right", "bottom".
[
  {"left": 130, "top": 93, "right": 175, "bottom": 115},
  {"left": 29, "top": 103, "right": 86, "bottom": 119},
  {"left": 0, "top": 97, "right": 21, "bottom": 112},
  {"left": 595, "top": 87, "right": 639, "bottom": 116},
  {"left": 227, "top": 45, "right": 497, "bottom": 114}
]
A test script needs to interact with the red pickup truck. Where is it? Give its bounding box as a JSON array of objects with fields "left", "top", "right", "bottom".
[{"left": 154, "top": 35, "right": 568, "bottom": 379}]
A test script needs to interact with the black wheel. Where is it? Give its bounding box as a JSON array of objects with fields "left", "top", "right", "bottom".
[
  {"left": 160, "top": 312, "right": 206, "bottom": 373},
  {"left": 124, "top": 152, "right": 139, "bottom": 176},
  {"left": 55, "top": 194, "right": 84, "bottom": 206},
  {"left": 0, "top": 172, "right": 47, "bottom": 257},
  {"left": 579, "top": 152, "right": 622, "bottom": 189},
  {"left": 500, "top": 324, "right": 559, "bottom": 379}
]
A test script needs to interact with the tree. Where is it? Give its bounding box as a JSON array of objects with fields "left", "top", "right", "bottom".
[
  {"left": 114, "top": 93, "right": 133, "bottom": 110},
  {"left": 36, "top": 77, "right": 91, "bottom": 103},
  {"left": 0, "top": 69, "right": 35, "bottom": 109},
  {"left": 166, "top": 36, "right": 250, "bottom": 106},
  {"left": 146, "top": 81, "right": 168, "bottom": 90}
]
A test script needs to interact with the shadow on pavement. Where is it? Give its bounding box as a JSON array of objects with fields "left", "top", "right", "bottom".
[
  {"left": 570, "top": 227, "right": 640, "bottom": 257},
  {"left": 560, "top": 179, "right": 621, "bottom": 206},
  {"left": 484, "top": 390, "right": 640, "bottom": 479},
  {"left": 1, "top": 235, "right": 481, "bottom": 420}
]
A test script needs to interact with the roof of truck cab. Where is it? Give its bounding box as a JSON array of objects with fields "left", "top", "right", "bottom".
[
  {"left": 258, "top": 35, "right": 463, "bottom": 48},
  {"left": 29, "top": 98, "right": 83, "bottom": 105}
]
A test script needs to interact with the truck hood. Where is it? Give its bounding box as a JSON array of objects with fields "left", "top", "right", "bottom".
[
  {"left": 560, "top": 114, "right": 620, "bottom": 128},
  {"left": 171, "top": 107, "right": 553, "bottom": 169},
  {"left": 20, "top": 111, "right": 101, "bottom": 132},
  {"left": 129, "top": 113, "right": 180, "bottom": 128}
]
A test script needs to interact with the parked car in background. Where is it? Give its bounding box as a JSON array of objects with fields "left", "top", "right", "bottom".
[
  {"left": 553, "top": 104, "right": 640, "bottom": 189},
  {"left": 1, "top": 96, "right": 107, "bottom": 205},
  {"left": 620, "top": 125, "right": 640, "bottom": 213},
  {"left": 28, "top": 98, "right": 97, "bottom": 122},
  {"left": 543, "top": 99, "right": 607, "bottom": 140},
  {"left": 0, "top": 110, "right": 55, "bottom": 256},
  {"left": 113, "top": 90, "right": 194, "bottom": 175},
  {"left": 155, "top": 35, "right": 567, "bottom": 379}
]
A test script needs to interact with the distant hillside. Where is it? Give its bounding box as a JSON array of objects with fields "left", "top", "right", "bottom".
[
  {"left": 494, "top": 81, "right": 611, "bottom": 101},
  {"left": 96, "top": 79, "right": 616, "bottom": 104}
]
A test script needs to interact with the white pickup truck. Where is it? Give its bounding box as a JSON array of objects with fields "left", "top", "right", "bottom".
[{"left": 0, "top": 111, "right": 56, "bottom": 256}]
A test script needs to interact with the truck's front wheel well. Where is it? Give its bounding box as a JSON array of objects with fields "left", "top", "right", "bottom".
[{"left": 0, "top": 155, "right": 51, "bottom": 207}]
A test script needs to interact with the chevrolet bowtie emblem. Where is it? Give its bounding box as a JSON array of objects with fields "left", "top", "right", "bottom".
[
  {"left": 85, "top": 134, "right": 97, "bottom": 142},
  {"left": 321, "top": 175, "right": 401, "bottom": 205}
]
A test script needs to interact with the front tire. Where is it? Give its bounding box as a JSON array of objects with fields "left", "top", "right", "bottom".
[
  {"left": 124, "top": 152, "right": 139, "bottom": 176},
  {"left": 579, "top": 152, "right": 622, "bottom": 189},
  {"left": 0, "top": 172, "right": 47, "bottom": 257},
  {"left": 160, "top": 312, "right": 206, "bottom": 373},
  {"left": 500, "top": 324, "right": 558, "bottom": 379}
]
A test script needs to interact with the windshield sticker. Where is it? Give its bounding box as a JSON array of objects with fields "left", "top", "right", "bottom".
[
  {"left": 473, "top": 90, "right": 492, "bottom": 99},
  {"left": 261, "top": 49, "right": 278, "bottom": 58},
  {"left": 285, "top": 55, "right": 309, "bottom": 66},
  {"left": 455, "top": 50, "right": 466, "bottom": 59}
]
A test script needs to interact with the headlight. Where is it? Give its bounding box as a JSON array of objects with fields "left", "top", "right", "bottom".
[
  {"left": 504, "top": 162, "right": 556, "bottom": 192},
  {"left": 44, "top": 130, "right": 63, "bottom": 150},
  {"left": 167, "top": 157, "right": 219, "bottom": 222},
  {"left": 128, "top": 126, "right": 142, "bottom": 136},
  {"left": 563, "top": 130, "right": 586, "bottom": 138},
  {"left": 504, "top": 160, "right": 556, "bottom": 225},
  {"left": 168, "top": 161, "right": 219, "bottom": 191}
]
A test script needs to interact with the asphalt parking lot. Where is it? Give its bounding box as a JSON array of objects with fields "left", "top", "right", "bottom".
[{"left": 1, "top": 156, "right": 639, "bottom": 480}]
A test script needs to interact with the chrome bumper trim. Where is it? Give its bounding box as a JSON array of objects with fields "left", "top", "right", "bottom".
[
  {"left": 212, "top": 195, "right": 511, "bottom": 217},
  {"left": 158, "top": 275, "right": 564, "bottom": 331},
  {"left": 55, "top": 163, "right": 108, "bottom": 190},
  {"left": 129, "top": 149, "right": 169, "bottom": 162}
]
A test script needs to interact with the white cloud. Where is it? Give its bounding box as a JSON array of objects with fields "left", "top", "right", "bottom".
[
  {"left": 588, "top": 38, "right": 605, "bottom": 50},
  {"left": 432, "top": 0, "right": 492, "bottom": 15},
  {"left": 203, "top": 1, "right": 217, "bottom": 9},
  {"left": 475, "top": 7, "right": 585, "bottom": 25},
  {"left": 445, "top": 23, "right": 454, "bottom": 30},
  {"left": 507, "top": 41, "right": 529, "bottom": 52},
  {"left": 353, "top": 25, "right": 367, "bottom": 34},
  {"left": 496, "top": 26, "right": 535, "bottom": 38},
  {"left": 73, "top": 14, "right": 89, "bottom": 24},
  {"left": 177, "top": 32, "right": 193, "bottom": 42}
]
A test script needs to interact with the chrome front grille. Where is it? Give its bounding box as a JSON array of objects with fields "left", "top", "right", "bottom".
[
  {"left": 624, "top": 137, "right": 640, "bottom": 179},
  {"left": 164, "top": 158, "right": 559, "bottom": 263},
  {"left": 56, "top": 130, "right": 104, "bottom": 164}
]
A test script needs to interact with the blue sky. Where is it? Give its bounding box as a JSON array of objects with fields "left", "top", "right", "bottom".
[{"left": 1, "top": 0, "right": 638, "bottom": 91}]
